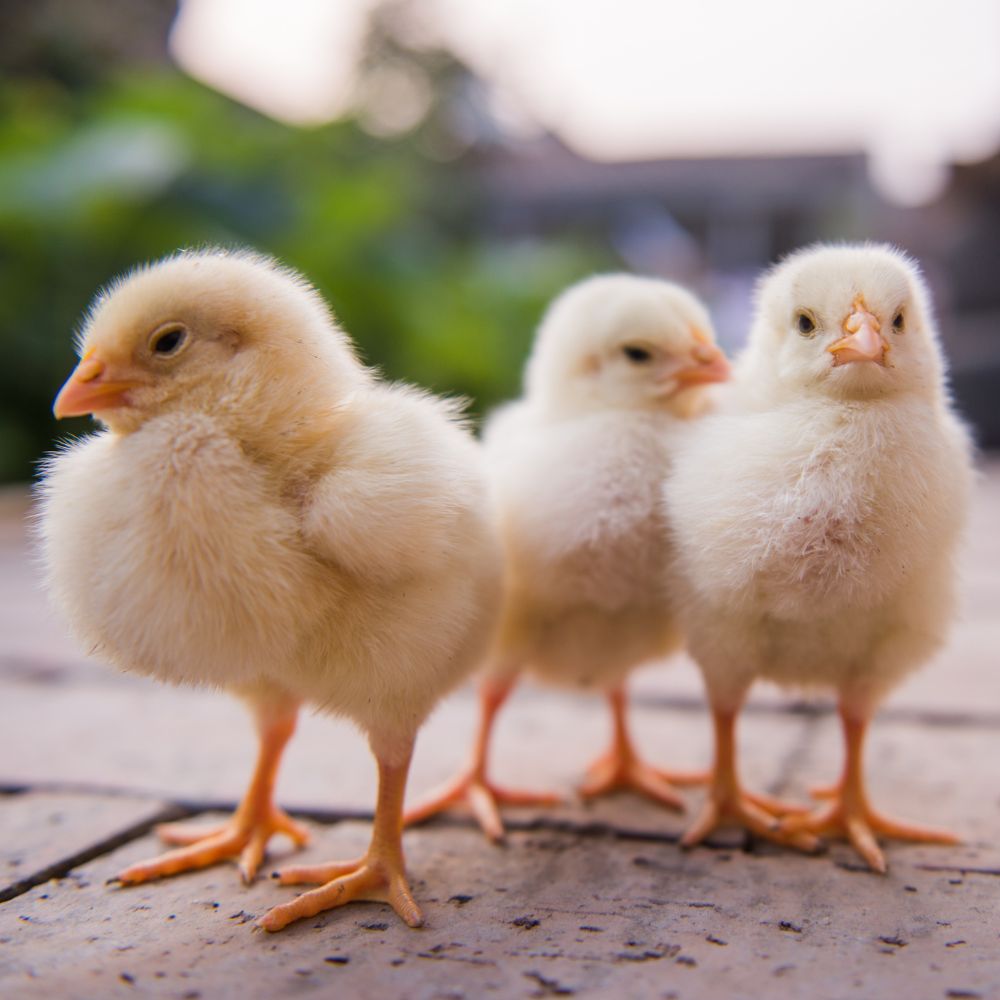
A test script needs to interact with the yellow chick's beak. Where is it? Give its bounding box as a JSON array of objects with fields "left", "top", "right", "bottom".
[
  {"left": 52, "top": 353, "right": 144, "bottom": 419},
  {"left": 828, "top": 297, "right": 889, "bottom": 367},
  {"left": 675, "top": 343, "right": 731, "bottom": 386}
]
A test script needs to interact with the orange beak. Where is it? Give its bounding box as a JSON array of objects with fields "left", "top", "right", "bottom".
[
  {"left": 675, "top": 343, "right": 731, "bottom": 386},
  {"left": 828, "top": 297, "right": 889, "bottom": 367},
  {"left": 52, "top": 352, "right": 144, "bottom": 419}
]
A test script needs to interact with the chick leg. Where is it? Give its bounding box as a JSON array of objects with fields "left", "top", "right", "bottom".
[
  {"left": 261, "top": 740, "right": 423, "bottom": 931},
  {"left": 579, "top": 685, "right": 691, "bottom": 810},
  {"left": 681, "top": 704, "right": 820, "bottom": 853},
  {"left": 777, "top": 705, "right": 959, "bottom": 873},
  {"left": 404, "top": 676, "right": 562, "bottom": 842},
  {"left": 117, "top": 692, "right": 309, "bottom": 886}
]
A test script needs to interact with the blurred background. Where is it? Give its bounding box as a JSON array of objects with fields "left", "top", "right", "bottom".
[{"left": 1, "top": 0, "right": 999, "bottom": 483}]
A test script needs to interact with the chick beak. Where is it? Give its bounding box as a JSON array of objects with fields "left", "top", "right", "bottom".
[
  {"left": 53, "top": 353, "right": 143, "bottom": 419},
  {"left": 828, "top": 298, "right": 889, "bottom": 367},
  {"left": 674, "top": 343, "right": 731, "bottom": 386}
]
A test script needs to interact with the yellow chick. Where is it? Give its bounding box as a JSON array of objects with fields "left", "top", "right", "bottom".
[
  {"left": 38, "top": 249, "right": 500, "bottom": 928},
  {"left": 406, "top": 274, "right": 730, "bottom": 840},
  {"left": 665, "top": 244, "right": 973, "bottom": 871}
]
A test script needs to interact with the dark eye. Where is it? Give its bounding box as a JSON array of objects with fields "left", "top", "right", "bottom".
[
  {"left": 150, "top": 325, "right": 187, "bottom": 356},
  {"left": 622, "top": 345, "right": 652, "bottom": 363},
  {"left": 796, "top": 312, "right": 817, "bottom": 337},
  {"left": 892, "top": 310, "right": 905, "bottom": 333}
]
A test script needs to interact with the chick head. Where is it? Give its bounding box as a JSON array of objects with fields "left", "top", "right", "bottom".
[
  {"left": 53, "top": 249, "right": 362, "bottom": 434},
  {"left": 524, "top": 274, "right": 728, "bottom": 417},
  {"left": 745, "top": 243, "right": 945, "bottom": 402}
]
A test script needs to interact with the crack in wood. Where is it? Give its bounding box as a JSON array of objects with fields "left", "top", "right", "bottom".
[
  {"left": 914, "top": 864, "right": 1000, "bottom": 877},
  {"left": 0, "top": 803, "right": 190, "bottom": 905}
]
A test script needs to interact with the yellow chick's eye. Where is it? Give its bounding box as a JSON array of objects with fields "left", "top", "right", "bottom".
[
  {"left": 892, "top": 310, "right": 905, "bottom": 333},
  {"left": 795, "top": 312, "right": 817, "bottom": 337},
  {"left": 622, "top": 344, "right": 652, "bottom": 363},
  {"left": 149, "top": 324, "right": 188, "bottom": 357}
]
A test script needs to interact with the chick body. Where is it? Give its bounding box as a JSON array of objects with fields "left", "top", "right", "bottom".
[
  {"left": 673, "top": 394, "right": 968, "bottom": 699},
  {"left": 487, "top": 405, "right": 683, "bottom": 690},
  {"left": 666, "top": 244, "right": 973, "bottom": 869},
  {"left": 39, "top": 250, "right": 499, "bottom": 924},
  {"left": 407, "top": 273, "right": 730, "bottom": 838}
]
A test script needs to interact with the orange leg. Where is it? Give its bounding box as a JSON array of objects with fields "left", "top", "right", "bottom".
[
  {"left": 579, "top": 686, "right": 696, "bottom": 810},
  {"left": 777, "top": 706, "right": 959, "bottom": 873},
  {"left": 117, "top": 693, "right": 309, "bottom": 886},
  {"left": 403, "top": 677, "right": 561, "bottom": 842},
  {"left": 260, "top": 742, "right": 423, "bottom": 931},
  {"left": 681, "top": 705, "right": 819, "bottom": 853}
]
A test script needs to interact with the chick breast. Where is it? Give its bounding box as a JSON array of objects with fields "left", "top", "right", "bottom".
[
  {"left": 487, "top": 405, "right": 683, "bottom": 688},
  {"left": 39, "top": 386, "right": 500, "bottom": 745},
  {"left": 39, "top": 412, "right": 328, "bottom": 690},
  {"left": 666, "top": 394, "right": 973, "bottom": 700}
]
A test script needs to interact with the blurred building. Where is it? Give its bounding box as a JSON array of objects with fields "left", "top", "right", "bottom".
[
  {"left": 469, "top": 130, "right": 1000, "bottom": 444},
  {"left": 2, "top": 0, "right": 998, "bottom": 476}
]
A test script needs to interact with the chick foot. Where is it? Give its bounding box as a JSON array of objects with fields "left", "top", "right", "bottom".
[
  {"left": 117, "top": 693, "right": 305, "bottom": 886},
  {"left": 578, "top": 687, "right": 691, "bottom": 810},
  {"left": 777, "top": 798, "right": 958, "bottom": 873},
  {"left": 119, "top": 809, "right": 311, "bottom": 886},
  {"left": 680, "top": 706, "right": 819, "bottom": 853},
  {"left": 600, "top": 764, "right": 811, "bottom": 816},
  {"left": 405, "top": 770, "right": 562, "bottom": 843},
  {"left": 579, "top": 748, "right": 689, "bottom": 810},
  {"left": 405, "top": 676, "right": 561, "bottom": 842},
  {"left": 776, "top": 709, "right": 958, "bottom": 873},
  {"left": 681, "top": 789, "right": 819, "bottom": 852},
  {"left": 261, "top": 853, "right": 423, "bottom": 931},
  {"left": 263, "top": 749, "right": 424, "bottom": 930}
]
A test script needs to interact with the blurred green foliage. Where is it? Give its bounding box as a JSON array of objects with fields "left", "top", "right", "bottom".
[{"left": 0, "top": 66, "right": 611, "bottom": 483}]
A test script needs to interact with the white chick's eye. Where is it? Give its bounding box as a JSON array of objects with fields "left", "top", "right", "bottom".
[
  {"left": 149, "top": 324, "right": 188, "bottom": 357},
  {"left": 795, "top": 311, "right": 817, "bottom": 338},
  {"left": 892, "top": 310, "right": 905, "bottom": 333},
  {"left": 622, "top": 345, "right": 652, "bottom": 364}
]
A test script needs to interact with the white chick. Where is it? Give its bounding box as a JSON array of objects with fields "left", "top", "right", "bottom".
[
  {"left": 406, "top": 274, "right": 730, "bottom": 840},
  {"left": 38, "top": 249, "right": 500, "bottom": 928},
  {"left": 665, "top": 243, "right": 973, "bottom": 871}
]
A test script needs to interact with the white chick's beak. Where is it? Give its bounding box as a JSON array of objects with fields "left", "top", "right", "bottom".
[
  {"left": 828, "top": 297, "right": 889, "bottom": 367},
  {"left": 673, "top": 342, "right": 731, "bottom": 387},
  {"left": 53, "top": 352, "right": 145, "bottom": 419}
]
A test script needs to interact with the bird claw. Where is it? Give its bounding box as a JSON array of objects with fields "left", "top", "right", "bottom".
[
  {"left": 681, "top": 789, "right": 821, "bottom": 854},
  {"left": 260, "top": 854, "right": 424, "bottom": 931},
  {"left": 579, "top": 749, "right": 687, "bottom": 812},
  {"left": 776, "top": 796, "right": 959, "bottom": 873},
  {"left": 405, "top": 771, "right": 562, "bottom": 843},
  {"left": 117, "top": 807, "right": 310, "bottom": 886}
]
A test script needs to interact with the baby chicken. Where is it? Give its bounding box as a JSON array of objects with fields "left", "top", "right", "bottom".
[
  {"left": 39, "top": 249, "right": 500, "bottom": 928},
  {"left": 665, "top": 244, "right": 973, "bottom": 871},
  {"left": 406, "top": 274, "right": 730, "bottom": 840}
]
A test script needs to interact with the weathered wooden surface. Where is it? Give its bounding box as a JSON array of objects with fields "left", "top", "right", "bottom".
[
  {"left": 0, "top": 465, "right": 998, "bottom": 999},
  {"left": 2, "top": 820, "right": 998, "bottom": 1000},
  {"left": 0, "top": 792, "right": 174, "bottom": 903}
]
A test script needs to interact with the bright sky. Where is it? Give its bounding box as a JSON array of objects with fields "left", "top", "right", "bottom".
[{"left": 170, "top": 0, "right": 1000, "bottom": 204}]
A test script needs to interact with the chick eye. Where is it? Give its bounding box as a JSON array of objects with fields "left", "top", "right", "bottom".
[
  {"left": 622, "top": 345, "right": 652, "bottom": 363},
  {"left": 149, "top": 324, "right": 187, "bottom": 356},
  {"left": 892, "top": 310, "right": 905, "bottom": 333},
  {"left": 795, "top": 312, "right": 817, "bottom": 337}
]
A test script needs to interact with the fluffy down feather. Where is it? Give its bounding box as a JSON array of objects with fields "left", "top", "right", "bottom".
[
  {"left": 38, "top": 249, "right": 500, "bottom": 924},
  {"left": 491, "top": 274, "right": 727, "bottom": 687},
  {"left": 665, "top": 243, "right": 973, "bottom": 870},
  {"left": 406, "top": 273, "right": 730, "bottom": 839}
]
